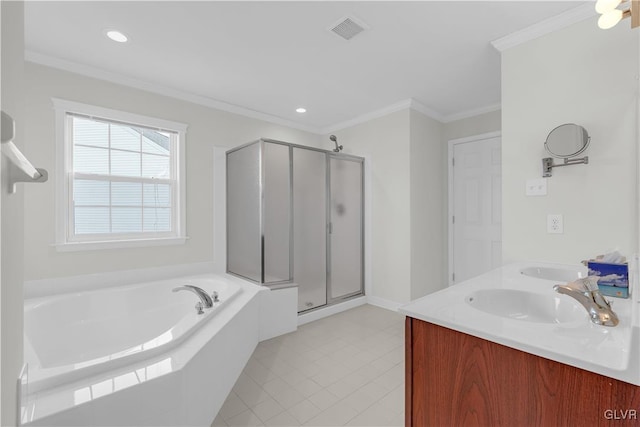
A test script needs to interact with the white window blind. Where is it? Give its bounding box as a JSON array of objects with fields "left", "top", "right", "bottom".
[{"left": 54, "top": 99, "right": 187, "bottom": 250}]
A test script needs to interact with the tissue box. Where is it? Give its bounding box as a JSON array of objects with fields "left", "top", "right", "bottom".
[{"left": 587, "top": 261, "right": 629, "bottom": 298}]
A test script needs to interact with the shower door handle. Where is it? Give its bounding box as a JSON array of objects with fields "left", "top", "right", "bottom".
[{"left": 328, "top": 222, "right": 333, "bottom": 234}]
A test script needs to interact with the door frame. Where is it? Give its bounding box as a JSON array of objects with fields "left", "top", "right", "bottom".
[
  {"left": 326, "top": 153, "right": 366, "bottom": 305},
  {"left": 447, "top": 131, "right": 502, "bottom": 286}
]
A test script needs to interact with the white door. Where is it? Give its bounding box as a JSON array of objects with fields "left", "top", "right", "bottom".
[{"left": 451, "top": 136, "right": 502, "bottom": 284}]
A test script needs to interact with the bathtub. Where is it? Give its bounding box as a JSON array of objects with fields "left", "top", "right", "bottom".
[
  {"left": 21, "top": 271, "right": 292, "bottom": 427},
  {"left": 24, "top": 275, "right": 241, "bottom": 394}
]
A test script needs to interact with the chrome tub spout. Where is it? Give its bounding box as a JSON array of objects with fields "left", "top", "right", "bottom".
[{"left": 172, "top": 285, "right": 214, "bottom": 312}]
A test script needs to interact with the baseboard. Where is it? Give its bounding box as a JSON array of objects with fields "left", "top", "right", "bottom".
[
  {"left": 367, "top": 296, "right": 404, "bottom": 312},
  {"left": 24, "top": 262, "right": 216, "bottom": 299}
]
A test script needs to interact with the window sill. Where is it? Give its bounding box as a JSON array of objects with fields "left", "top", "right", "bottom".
[{"left": 53, "top": 237, "right": 188, "bottom": 252}]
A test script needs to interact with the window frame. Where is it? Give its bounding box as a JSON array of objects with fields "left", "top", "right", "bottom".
[{"left": 53, "top": 98, "right": 188, "bottom": 251}]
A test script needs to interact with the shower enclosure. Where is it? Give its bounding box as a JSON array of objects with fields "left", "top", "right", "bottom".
[{"left": 226, "top": 138, "right": 364, "bottom": 313}]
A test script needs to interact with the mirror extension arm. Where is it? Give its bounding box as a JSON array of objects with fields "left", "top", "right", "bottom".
[
  {"left": 542, "top": 156, "right": 589, "bottom": 178},
  {"left": 542, "top": 123, "right": 590, "bottom": 178}
]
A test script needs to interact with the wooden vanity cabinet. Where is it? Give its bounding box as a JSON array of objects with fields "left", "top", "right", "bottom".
[{"left": 405, "top": 317, "right": 640, "bottom": 427}]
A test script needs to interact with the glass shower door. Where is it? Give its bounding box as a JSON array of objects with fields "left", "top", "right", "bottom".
[
  {"left": 263, "top": 142, "right": 292, "bottom": 284},
  {"left": 226, "top": 142, "right": 261, "bottom": 282},
  {"left": 293, "top": 148, "right": 327, "bottom": 312},
  {"left": 328, "top": 155, "right": 364, "bottom": 301}
]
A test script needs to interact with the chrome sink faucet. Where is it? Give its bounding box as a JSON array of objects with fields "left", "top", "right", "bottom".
[
  {"left": 173, "top": 285, "right": 214, "bottom": 314},
  {"left": 553, "top": 277, "right": 619, "bottom": 327}
]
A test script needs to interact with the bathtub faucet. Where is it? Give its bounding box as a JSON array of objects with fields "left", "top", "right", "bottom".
[{"left": 172, "top": 285, "right": 214, "bottom": 314}]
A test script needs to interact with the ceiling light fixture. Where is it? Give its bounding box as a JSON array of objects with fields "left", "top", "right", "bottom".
[
  {"left": 595, "top": 0, "right": 639, "bottom": 29},
  {"left": 596, "top": 0, "right": 622, "bottom": 14},
  {"left": 296, "top": 107, "right": 307, "bottom": 113},
  {"left": 106, "top": 30, "right": 128, "bottom": 43}
]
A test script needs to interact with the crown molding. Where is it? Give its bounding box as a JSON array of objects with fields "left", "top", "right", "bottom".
[
  {"left": 27, "top": 51, "right": 501, "bottom": 135},
  {"left": 408, "top": 99, "right": 446, "bottom": 122},
  {"left": 320, "top": 98, "right": 415, "bottom": 134},
  {"left": 491, "top": 3, "right": 596, "bottom": 52},
  {"left": 321, "top": 97, "right": 504, "bottom": 134},
  {"left": 320, "top": 98, "right": 450, "bottom": 134},
  {"left": 441, "top": 103, "right": 501, "bottom": 123},
  {"left": 410, "top": 99, "right": 502, "bottom": 124},
  {"left": 25, "top": 50, "right": 323, "bottom": 135}
]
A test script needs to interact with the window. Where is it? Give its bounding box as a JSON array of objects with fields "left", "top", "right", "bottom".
[{"left": 54, "top": 99, "right": 187, "bottom": 251}]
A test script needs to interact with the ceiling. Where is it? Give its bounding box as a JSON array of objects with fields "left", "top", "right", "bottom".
[{"left": 24, "top": 1, "right": 586, "bottom": 133}]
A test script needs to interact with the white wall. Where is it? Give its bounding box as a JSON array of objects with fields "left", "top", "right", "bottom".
[
  {"left": 410, "top": 110, "right": 445, "bottom": 299},
  {"left": 1, "top": 2, "right": 25, "bottom": 425},
  {"left": 502, "top": 18, "right": 638, "bottom": 263},
  {"left": 23, "top": 63, "right": 322, "bottom": 281},
  {"left": 329, "top": 108, "right": 446, "bottom": 304},
  {"left": 22, "top": 61, "right": 452, "bottom": 309},
  {"left": 328, "top": 110, "right": 413, "bottom": 303},
  {"left": 444, "top": 110, "right": 501, "bottom": 143}
]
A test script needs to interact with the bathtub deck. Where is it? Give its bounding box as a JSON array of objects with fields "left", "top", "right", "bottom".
[{"left": 22, "top": 275, "right": 267, "bottom": 426}]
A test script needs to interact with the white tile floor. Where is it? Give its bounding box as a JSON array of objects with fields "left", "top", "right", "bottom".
[{"left": 212, "top": 304, "right": 405, "bottom": 427}]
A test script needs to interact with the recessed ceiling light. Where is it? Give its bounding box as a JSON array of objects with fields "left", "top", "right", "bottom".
[
  {"left": 296, "top": 107, "right": 307, "bottom": 113},
  {"left": 106, "top": 30, "right": 128, "bottom": 43}
]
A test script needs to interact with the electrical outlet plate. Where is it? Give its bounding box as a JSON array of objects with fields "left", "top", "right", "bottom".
[
  {"left": 526, "top": 178, "right": 547, "bottom": 196},
  {"left": 547, "top": 214, "right": 563, "bottom": 234}
]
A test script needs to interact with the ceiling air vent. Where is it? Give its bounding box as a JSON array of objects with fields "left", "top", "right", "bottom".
[{"left": 329, "top": 16, "right": 368, "bottom": 41}]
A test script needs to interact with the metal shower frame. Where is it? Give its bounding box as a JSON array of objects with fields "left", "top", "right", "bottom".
[{"left": 225, "top": 138, "right": 365, "bottom": 311}]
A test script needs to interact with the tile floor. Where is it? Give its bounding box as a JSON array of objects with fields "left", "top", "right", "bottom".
[{"left": 212, "top": 304, "right": 405, "bottom": 427}]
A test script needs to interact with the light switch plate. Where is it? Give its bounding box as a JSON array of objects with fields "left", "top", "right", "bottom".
[{"left": 526, "top": 178, "right": 547, "bottom": 196}]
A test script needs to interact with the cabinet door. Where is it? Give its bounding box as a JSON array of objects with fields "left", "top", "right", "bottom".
[{"left": 407, "top": 317, "right": 640, "bottom": 427}]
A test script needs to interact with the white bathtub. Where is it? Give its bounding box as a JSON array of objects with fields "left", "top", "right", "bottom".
[
  {"left": 21, "top": 270, "right": 298, "bottom": 426},
  {"left": 24, "top": 275, "right": 241, "bottom": 394}
]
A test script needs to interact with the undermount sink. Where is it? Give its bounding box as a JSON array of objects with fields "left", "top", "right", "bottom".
[
  {"left": 520, "top": 266, "right": 585, "bottom": 283},
  {"left": 466, "top": 289, "right": 585, "bottom": 324}
]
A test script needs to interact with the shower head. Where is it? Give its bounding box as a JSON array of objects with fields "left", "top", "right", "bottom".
[{"left": 329, "top": 135, "right": 343, "bottom": 153}]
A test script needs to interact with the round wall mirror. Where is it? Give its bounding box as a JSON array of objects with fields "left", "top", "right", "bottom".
[{"left": 544, "top": 123, "right": 590, "bottom": 159}]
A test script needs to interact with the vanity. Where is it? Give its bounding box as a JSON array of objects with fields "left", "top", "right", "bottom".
[{"left": 400, "top": 262, "right": 640, "bottom": 426}]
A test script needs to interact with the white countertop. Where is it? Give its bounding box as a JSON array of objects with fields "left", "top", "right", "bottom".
[{"left": 399, "top": 261, "right": 640, "bottom": 386}]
